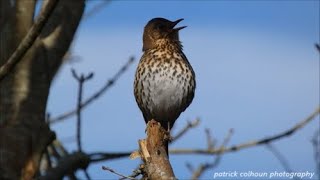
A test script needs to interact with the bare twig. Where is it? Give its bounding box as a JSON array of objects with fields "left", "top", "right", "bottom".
[
  {"left": 84, "top": 171, "right": 91, "bottom": 180},
  {"left": 45, "top": 113, "right": 51, "bottom": 123},
  {"left": 171, "top": 119, "right": 200, "bottom": 143},
  {"left": 191, "top": 129, "right": 233, "bottom": 179},
  {"left": 315, "top": 43, "right": 320, "bottom": 53},
  {"left": 312, "top": 130, "right": 320, "bottom": 177},
  {"left": 71, "top": 69, "right": 94, "bottom": 180},
  {"left": 39, "top": 149, "right": 52, "bottom": 175},
  {"left": 0, "top": 0, "right": 59, "bottom": 81},
  {"left": 120, "top": 165, "right": 143, "bottom": 180},
  {"left": 45, "top": 150, "right": 52, "bottom": 169},
  {"left": 220, "top": 129, "right": 234, "bottom": 150},
  {"left": 84, "top": 1, "right": 111, "bottom": 20},
  {"left": 171, "top": 107, "right": 320, "bottom": 155},
  {"left": 265, "top": 144, "right": 295, "bottom": 174},
  {"left": 47, "top": 142, "right": 78, "bottom": 179},
  {"left": 52, "top": 140, "right": 68, "bottom": 156},
  {"left": 47, "top": 139, "right": 95, "bottom": 179},
  {"left": 49, "top": 137, "right": 130, "bottom": 179},
  {"left": 102, "top": 166, "right": 137, "bottom": 180},
  {"left": 50, "top": 56, "right": 135, "bottom": 123},
  {"left": 45, "top": 140, "right": 130, "bottom": 179},
  {"left": 71, "top": 69, "right": 94, "bottom": 152},
  {"left": 205, "top": 128, "right": 215, "bottom": 150},
  {"left": 48, "top": 143, "right": 61, "bottom": 159},
  {"left": 40, "top": 152, "right": 90, "bottom": 180},
  {"left": 186, "top": 162, "right": 194, "bottom": 172},
  {"left": 89, "top": 152, "right": 131, "bottom": 162}
]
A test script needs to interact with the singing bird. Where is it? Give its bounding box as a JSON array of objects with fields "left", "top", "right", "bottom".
[{"left": 134, "top": 17, "right": 196, "bottom": 153}]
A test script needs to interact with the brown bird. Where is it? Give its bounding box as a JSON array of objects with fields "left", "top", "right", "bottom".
[{"left": 134, "top": 17, "right": 196, "bottom": 153}]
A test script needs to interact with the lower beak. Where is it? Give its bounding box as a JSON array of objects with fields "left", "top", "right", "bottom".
[
  {"left": 172, "top": 18, "right": 187, "bottom": 31},
  {"left": 174, "top": 26, "right": 187, "bottom": 31}
]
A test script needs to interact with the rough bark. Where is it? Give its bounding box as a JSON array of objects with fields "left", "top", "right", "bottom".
[
  {"left": 0, "top": 1, "right": 85, "bottom": 179},
  {"left": 139, "top": 120, "right": 176, "bottom": 180}
]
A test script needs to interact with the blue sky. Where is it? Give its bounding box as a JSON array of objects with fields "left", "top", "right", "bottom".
[{"left": 48, "top": 1, "right": 319, "bottom": 179}]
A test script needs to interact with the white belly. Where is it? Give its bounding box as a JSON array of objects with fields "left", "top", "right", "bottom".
[{"left": 141, "top": 62, "right": 187, "bottom": 116}]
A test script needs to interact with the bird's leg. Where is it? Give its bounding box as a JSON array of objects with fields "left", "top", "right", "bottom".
[
  {"left": 166, "top": 121, "right": 173, "bottom": 142},
  {"left": 164, "top": 121, "right": 172, "bottom": 157}
]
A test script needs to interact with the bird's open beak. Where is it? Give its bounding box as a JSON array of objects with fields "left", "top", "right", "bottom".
[{"left": 172, "top": 18, "right": 187, "bottom": 31}]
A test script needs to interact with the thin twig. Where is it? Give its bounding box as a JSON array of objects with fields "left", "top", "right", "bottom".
[
  {"left": 49, "top": 140, "right": 91, "bottom": 180},
  {"left": 102, "top": 166, "right": 137, "bottom": 180},
  {"left": 120, "top": 164, "right": 143, "bottom": 180},
  {"left": 71, "top": 69, "right": 94, "bottom": 152},
  {"left": 265, "top": 144, "right": 295, "bottom": 174},
  {"left": 47, "top": 143, "right": 78, "bottom": 179},
  {"left": 39, "top": 148, "right": 52, "bottom": 175},
  {"left": 84, "top": 170, "right": 91, "bottom": 180},
  {"left": 45, "top": 113, "right": 51, "bottom": 123},
  {"left": 312, "top": 130, "right": 320, "bottom": 177},
  {"left": 40, "top": 152, "right": 89, "bottom": 180},
  {"left": 84, "top": 1, "right": 111, "bottom": 20},
  {"left": 89, "top": 152, "right": 131, "bottom": 162},
  {"left": 205, "top": 128, "right": 215, "bottom": 150},
  {"left": 48, "top": 143, "right": 62, "bottom": 159},
  {"left": 186, "top": 162, "right": 194, "bottom": 172},
  {"left": 220, "top": 129, "right": 234, "bottom": 151},
  {"left": 0, "top": 0, "right": 59, "bottom": 81},
  {"left": 70, "top": 69, "right": 93, "bottom": 180},
  {"left": 53, "top": 140, "right": 68, "bottom": 155},
  {"left": 171, "top": 107, "right": 320, "bottom": 155},
  {"left": 50, "top": 56, "right": 135, "bottom": 123},
  {"left": 171, "top": 119, "right": 200, "bottom": 143},
  {"left": 191, "top": 129, "right": 233, "bottom": 179},
  {"left": 45, "top": 149, "right": 52, "bottom": 169},
  {"left": 315, "top": 43, "right": 320, "bottom": 53}
]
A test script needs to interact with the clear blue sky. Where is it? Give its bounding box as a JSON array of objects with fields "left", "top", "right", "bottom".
[{"left": 48, "top": 1, "right": 319, "bottom": 179}]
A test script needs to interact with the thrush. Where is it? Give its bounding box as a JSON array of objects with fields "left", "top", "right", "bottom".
[{"left": 134, "top": 17, "right": 196, "bottom": 153}]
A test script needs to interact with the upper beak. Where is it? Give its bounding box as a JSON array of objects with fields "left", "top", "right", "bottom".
[{"left": 171, "top": 18, "right": 187, "bottom": 31}]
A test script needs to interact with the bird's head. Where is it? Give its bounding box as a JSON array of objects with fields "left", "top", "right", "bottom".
[{"left": 142, "top": 17, "right": 186, "bottom": 51}]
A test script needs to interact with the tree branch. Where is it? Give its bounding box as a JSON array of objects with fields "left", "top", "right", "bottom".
[
  {"left": 191, "top": 129, "right": 233, "bottom": 179},
  {"left": 265, "top": 144, "right": 294, "bottom": 173},
  {"left": 50, "top": 56, "right": 135, "bottom": 123},
  {"left": 71, "top": 69, "right": 94, "bottom": 152},
  {"left": 0, "top": 0, "right": 59, "bottom": 81},
  {"left": 170, "top": 107, "right": 320, "bottom": 155},
  {"left": 83, "top": 1, "right": 111, "bottom": 20},
  {"left": 171, "top": 119, "right": 200, "bottom": 143},
  {"left": 315, "top": 43, "right": 320, "bottom": 53},
  {"left": 71, "top": 69, "right": 94, "bottom": 180},
  {"left": 88, "top": 152, "right": 131, "bottom": 162},
  {"left": 312, "top": 130, "right": 320, "bottom": 178},
  {"left": 39, "top": 152, "right": 90, "bottom": 180},
  {"left": 139, "top": 120, "right": 176, "bottom": 179},
  {"left": 102, "top": 166, "right": 136, "bottom": 180}
]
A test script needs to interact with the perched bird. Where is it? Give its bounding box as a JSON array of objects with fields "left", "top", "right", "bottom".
[{"left": 134, "top": 17, "right": 196, "bottom": 152}]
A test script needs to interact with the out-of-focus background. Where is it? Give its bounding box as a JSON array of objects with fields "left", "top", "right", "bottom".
[{"left": 47, "top": 1, "right": 319, "bottom": 179}]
